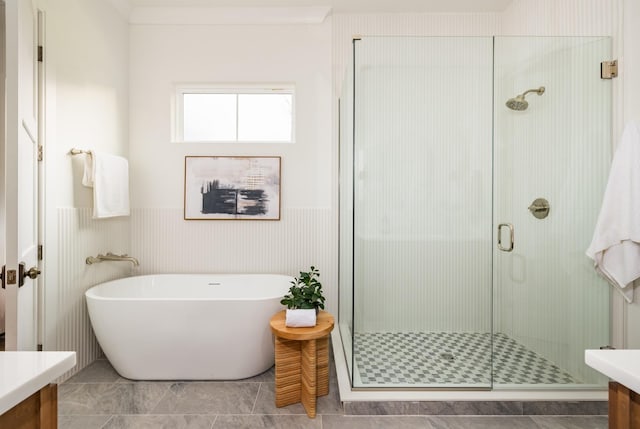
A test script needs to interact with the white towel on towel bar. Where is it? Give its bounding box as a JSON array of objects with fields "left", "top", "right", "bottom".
[
  {"left": 586, "top": 121, "right": 640, "bottom": 303},
  {"left": 82, "top": 151, "right": 130, "bottom": 219}
]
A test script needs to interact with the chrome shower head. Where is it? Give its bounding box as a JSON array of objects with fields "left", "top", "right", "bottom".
[{"left": 506, "top": 86, "right": 545, "bottom": 111}]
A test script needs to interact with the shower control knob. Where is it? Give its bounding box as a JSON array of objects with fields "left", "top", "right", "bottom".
[{"left": 528, "top": 198, "right": 550, "bottom": 219}]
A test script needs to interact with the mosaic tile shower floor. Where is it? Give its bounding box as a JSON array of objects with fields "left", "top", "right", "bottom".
[{"left": 354, "top": 332, "right": 578, "bottom": 385}]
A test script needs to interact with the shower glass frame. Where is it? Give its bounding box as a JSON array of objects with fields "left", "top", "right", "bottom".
[{"left": 339, "top": 35, "right": 612, "bottom": 391}]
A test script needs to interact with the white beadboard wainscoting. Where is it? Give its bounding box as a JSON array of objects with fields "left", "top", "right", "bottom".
[
  {"left": 56, "top": 208, "right": 131, "bottom": 380},
  {"left": 54, "top": 206, "right": 336, "bottom": 380},
  {"left": 355, "top": 239, "right": 492, "bottom": 334},
  {"left": 130, "top": 207, "right": 337, "bottom": 310},
  {"left": 501, "top": 0, "right": 615, "bottom": 36}
]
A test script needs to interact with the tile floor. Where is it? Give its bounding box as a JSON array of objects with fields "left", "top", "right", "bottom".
[{"left": 58, "top": 357, "right": 608, "bottom": 429}]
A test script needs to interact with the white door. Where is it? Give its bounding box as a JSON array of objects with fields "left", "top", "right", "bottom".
[{"left": 3, "top": 0, "right": 40, "bottom": 351}]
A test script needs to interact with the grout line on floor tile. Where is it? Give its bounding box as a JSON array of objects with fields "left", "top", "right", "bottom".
[
  {"left": 146, "top": 382, "right": 173, "bottom": 415},
  {"left": 209, "top": 414, "right": 218, "bottom": 429},
  {"left": 99, "top": 415, "right": 115, "bottom": 429},
  {"left": 250, "top": 382, "right": 262, "bottom": 414}
]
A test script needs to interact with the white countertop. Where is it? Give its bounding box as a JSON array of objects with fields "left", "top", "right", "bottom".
[
  {"left": 585, "top": 349, "right": 640, "bottom": 394},
  {"left": 0, "top": 351, "right": 76, "bottom": 415}
]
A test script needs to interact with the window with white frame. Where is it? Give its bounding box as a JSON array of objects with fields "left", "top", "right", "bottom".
[{"left": 175, "top": 85, "right": 294, "bottom": 143}]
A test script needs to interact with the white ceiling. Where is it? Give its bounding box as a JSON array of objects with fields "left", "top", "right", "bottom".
[{"left": 125, "top": 0, "right": 513, "bottom": 14}]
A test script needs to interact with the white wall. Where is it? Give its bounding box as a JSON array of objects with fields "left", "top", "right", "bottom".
[
  {"left": 43, "top": 0, "right": 131, "bottom": 377},
  {"left": 0, "top": 3, "right": 6, "bottom": 334},
  {"left": 501, "top": 0, "right": 614, "bottom": 35},
  {"left": 36, "top": 0, "right": 639, "bottom": 380},
  {"left": 622, "top": 0, "right": 640, "bottom": 348},
  {"left": 128, "top": 22, "right": 336, "bottom": 308},
  {"left": 333, "top": 13, "right": 499, "bottom": 97}
]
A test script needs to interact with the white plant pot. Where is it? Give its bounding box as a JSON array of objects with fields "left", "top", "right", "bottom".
[{"left": 285, "top": 308, "right": 316, "bottom": 327}]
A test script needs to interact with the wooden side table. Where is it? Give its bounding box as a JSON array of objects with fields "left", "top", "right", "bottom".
[{"left": 269, "top": 310, "right": 334, "bottom": 418}]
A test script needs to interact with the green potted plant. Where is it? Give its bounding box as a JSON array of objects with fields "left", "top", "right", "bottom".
[{"left": 281, "top": 266, "right": 325, "bottom": 327}]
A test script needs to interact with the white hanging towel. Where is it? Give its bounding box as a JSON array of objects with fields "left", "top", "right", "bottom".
[
  {"left": 586, "top": 121, "right": 640, "bottom": 303},
  {"left": 82, "top": 151, "right": 130, "bottom": 219}
]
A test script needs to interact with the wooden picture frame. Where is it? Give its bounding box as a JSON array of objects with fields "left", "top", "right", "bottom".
[{"left": 184, "top": 156, "right": 281, "bottom": 220}]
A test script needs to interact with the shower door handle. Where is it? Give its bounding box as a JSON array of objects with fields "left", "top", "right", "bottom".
[{"left": 497, "top": 223, "right": 514, "bottom": 252}]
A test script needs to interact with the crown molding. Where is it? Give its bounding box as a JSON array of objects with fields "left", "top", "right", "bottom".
[
  {"left": 129, "top": 6, "right": 332, "bottom": 25},
  {"left": 105, "top": 0, "right": 133, "bottom": 20}
]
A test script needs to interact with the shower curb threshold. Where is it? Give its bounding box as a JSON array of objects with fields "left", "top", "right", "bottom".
[{"left": 331, "top": 331, "right": 607, "bottom": 407}]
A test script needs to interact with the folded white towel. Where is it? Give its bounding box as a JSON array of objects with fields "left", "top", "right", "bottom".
[
  {"left": 82, "top": 153, "right": 94, "bottom": 188},
  {"left": 82, "top": 151, "right": 130, "bottom": 219},
  {"left": 586, "top": 121, "right": 640, "bottom": 303},
  {"left": 285, "top": 309, "right": 317, "bottom": 327}
]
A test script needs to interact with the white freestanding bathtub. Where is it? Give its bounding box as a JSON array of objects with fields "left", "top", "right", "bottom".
[{"left": 85, "top": 274, "right": 292, "bottom": 380}]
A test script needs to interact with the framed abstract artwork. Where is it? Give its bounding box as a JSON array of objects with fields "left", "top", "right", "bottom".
[{"left": 184, "top": 156, "right": 281, "bottom": 220}]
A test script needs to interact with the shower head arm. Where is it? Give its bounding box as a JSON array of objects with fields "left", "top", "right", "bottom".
[{"left": 521, "top": 86, "right": 545, "bottom": 97}]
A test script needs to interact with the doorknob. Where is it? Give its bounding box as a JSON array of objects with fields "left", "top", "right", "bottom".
[
  {"left": 24, "top": 266, "right": 41, "bottom": 280},
  {"left": 18, "top": 262, "right": 40, "bottom": 287},
  {"left": 18, "top": 263, "right": 40, "bottom": 287}
]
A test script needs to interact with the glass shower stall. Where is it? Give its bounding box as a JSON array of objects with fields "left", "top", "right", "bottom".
[{"left": 338, "top": 36, "right": 612, "bottom": 390}]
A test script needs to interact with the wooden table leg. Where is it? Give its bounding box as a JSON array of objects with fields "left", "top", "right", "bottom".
[
  {"left": 316, "top": 335, "right": 330, "bottom": 397},
  {"left": 300, "top": 339, "right": 318, "bottom": 418},
  {"left": 274, "top": 337, "right": 301, "bottom": 407},
  {"left": 270, "top": 311, "right": 334, "bottom": 419}
]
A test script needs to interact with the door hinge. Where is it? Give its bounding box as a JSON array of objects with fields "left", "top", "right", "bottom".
[
  {"left": 38, "top": 245, "right": 43, "bottom": 261},
  {"left": 0, "top": 265, "right": 4, "bottom": 289},
  {"left": 37, "top": 344, "right": 43, "bottom": 351},
  {"left": 38, "top": 145, "right": 43, "bottom": 161},
  {"left": 38, "top": 45, "right": 43, "bottom": 62},
  {"left": 601, "top": 60, "right": 618, "bottom": 79}
]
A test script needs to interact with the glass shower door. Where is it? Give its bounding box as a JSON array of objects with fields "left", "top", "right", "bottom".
[
  {"left": 349, "top": 36, "right": 494, "bottom": 388},
  {"left": 493, "top": 37, "right": 611, "bottom": 388}
]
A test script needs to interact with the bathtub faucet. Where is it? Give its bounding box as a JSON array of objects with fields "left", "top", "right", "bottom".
[{"left": 86, "top": 252, "right": 140, "bottom": 266}]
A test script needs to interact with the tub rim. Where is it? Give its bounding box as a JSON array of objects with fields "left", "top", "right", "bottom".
[{"left": 85, "top": 273, "right": 294, "bottom": 302}]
